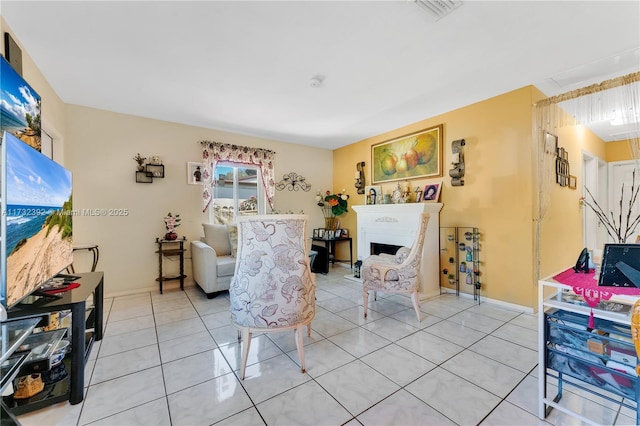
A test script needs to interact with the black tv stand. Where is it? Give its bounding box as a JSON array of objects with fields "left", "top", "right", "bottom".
[
  {"left": 53, "top": 273, "right": 81, "bottom": 284},
  {"left": 22, "top": 290, "right": 63, "bottom": 303},
  {"left": 4, "top": 272, "right": 104, "bottom": 414}
]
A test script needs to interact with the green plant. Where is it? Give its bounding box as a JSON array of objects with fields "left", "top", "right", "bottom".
[{"left": 316, "top": 190, "right": 349, "bottom": 217}]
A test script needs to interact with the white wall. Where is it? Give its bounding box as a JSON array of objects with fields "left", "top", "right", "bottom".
[
  {"left": 65, "top": 105, "right": 334, "bottom": 297},
  {"left": 0, "top": 17, "right": 335, "bottom": 298}
]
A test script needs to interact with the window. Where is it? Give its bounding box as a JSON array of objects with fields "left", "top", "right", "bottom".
[
  {"left": 200, "top": 141, "right": 275, "bottom": 213},
  {"left": 209, "top": 163, "right": 264, "bottom": 224}
]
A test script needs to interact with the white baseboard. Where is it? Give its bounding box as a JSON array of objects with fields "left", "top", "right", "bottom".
[
  {"left": 104, "top": 280, "right": 196, "bottom": 299},
  {"left": 439, "top": 288, "right": 533, "bottom": 314}
]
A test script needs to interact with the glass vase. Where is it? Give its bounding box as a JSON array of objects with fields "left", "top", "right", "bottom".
[{"left": 324, "top": 216, "right": 337, "bottom": 230}]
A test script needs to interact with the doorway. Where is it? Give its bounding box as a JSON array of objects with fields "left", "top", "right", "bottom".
[{"left": 582, "top": 151, "right": 607, "bottom": 251}]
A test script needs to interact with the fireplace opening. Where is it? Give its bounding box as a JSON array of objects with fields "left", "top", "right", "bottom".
[{"left": 371, "top": 242, "right": 403, "bottom": 256}]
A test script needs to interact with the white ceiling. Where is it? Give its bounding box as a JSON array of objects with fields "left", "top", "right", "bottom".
[{"left": 1, "top": 1, "right": 639, "bottom": 149}]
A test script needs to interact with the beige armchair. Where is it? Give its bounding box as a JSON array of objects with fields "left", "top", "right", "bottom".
[
  {"left": 229, "top": 214, "right": 316, "bottom": 379},
  {"left": 191, "top": 223, "right": 238, "bottom": 298},
  {"left": 362, "top": 213, "right": 430, "bottom": 321}
]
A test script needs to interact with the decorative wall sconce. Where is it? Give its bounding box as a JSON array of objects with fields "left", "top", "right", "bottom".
[
  {"left": 275, "top": 172, "right": 311, "bottom": 191},
  {"left": 449, "top": 139, "right": 465, "bottom": 186},
  {"left": 355, "top": 161, "right": 365, "bottom": 194}
]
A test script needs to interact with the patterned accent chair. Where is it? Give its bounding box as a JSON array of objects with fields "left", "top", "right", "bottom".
[
  {"left": 229, "top": 214, "right": 316, "bottom": 379},
  {"left": 361, "top": 213, "right": 430, "bottom": 322}
]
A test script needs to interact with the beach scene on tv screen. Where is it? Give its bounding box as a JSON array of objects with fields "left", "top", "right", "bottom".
[
  {"left": 5, "top": 133, "right": 72, "bottom": 306},
  {"left": 0, "top": 56, "right": 42, "bottom": 151}
]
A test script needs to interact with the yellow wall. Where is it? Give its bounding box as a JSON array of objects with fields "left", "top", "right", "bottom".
[
  {"left": 336, "top": 87, "right": 611, "bottom": 308},
  {"left": 606, "top": 139, "right": 638, "bottom": 162},
  {"left": 336, "top": 87, "right": 539, "bottom": 307},
  {"left": 539, "top": 124, "right": 606, "bottom": 280}
]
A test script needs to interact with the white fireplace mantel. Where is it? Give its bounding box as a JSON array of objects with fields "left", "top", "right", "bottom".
[{"left": 352, "top": 203, "right": 442, "bottom": 299}]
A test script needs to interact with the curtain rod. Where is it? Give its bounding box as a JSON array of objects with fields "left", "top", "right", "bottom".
[
  {"left": 535, "top": 71, "right": 640, "bottom": 107},
  {"left": 199, "top": 140, "right": 276, "bottom": 155}
]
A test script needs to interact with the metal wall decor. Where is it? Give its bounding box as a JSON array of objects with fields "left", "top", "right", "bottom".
[
  {"left": 275, "top": 172, "right": 311, "bottom": 191},
  {"left": 555, "top": 140, "right": 570, "bottom": 187},
  {"left": 449, "top": 139, "right": 465, "bottom": 186},
  {"left": 545, "top": 132, "right": 570, "bottom": 187},
  {"left": 355, "top": 161, "right": 365, "bottom": 194}
]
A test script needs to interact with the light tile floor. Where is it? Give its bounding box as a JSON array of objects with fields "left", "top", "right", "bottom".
[{"left": 16, "top": 267, "right": 637, "bottom": 425}]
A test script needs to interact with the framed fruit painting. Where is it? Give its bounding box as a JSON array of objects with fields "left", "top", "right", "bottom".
[{"left": 371, "top": 124, "right": 443, "bottom": 184}]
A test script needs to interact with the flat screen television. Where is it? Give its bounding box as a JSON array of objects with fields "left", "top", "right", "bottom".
[
  {"left": 0, "top": 55, "right": 42, "bottom": 152},
  {"left": 0, "top": 131, "right": 73, "bottom": 309},
  {"left": 598, "top": 243, "right": 640, "bottom": 288}
]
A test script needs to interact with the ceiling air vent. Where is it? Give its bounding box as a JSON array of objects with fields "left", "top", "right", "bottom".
[{"left": 414, "top": 0, "right": 463, "bottom": 20}]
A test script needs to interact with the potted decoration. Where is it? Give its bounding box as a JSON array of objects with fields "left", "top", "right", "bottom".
[
  {"left": 133, "top": 153, "right": 147, "bottom": 171},
  {"left": 163, "top": 212, "right": 181, "bottom": 240},
  {"left": 316, "top": 189, "right": 349, "bottom": 230},
  {"left": 580, "top": 169, "right": 639, "bottom": 243}
]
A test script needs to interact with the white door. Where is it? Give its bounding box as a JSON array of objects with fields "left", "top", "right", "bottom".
[
  {"left": 609, "top": 161, "right": 640, "bottom": 243},
  {"left": 582, "top": 151, "right": 608, "bottom": 251}
]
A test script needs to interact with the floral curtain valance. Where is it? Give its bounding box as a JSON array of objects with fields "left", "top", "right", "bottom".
[{"left": 200, "top": 141, "right": 276, "bottom": 212}]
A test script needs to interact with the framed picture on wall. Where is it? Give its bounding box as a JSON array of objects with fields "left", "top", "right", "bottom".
[
  {"left": 187, "top": 162, "right": 203, "bottom": 185},
  {"left": 371, "top": 124, "right": 443, "bottom": 184},
  {"left": 568, "top": 175, "right": 577, "bottom": 190}
]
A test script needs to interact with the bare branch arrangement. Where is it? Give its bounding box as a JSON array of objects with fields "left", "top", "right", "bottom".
[{"left": 580, "top": 169, "right": 640, "bottom": 243}]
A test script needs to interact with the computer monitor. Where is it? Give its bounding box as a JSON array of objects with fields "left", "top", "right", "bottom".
[{"left": 598, "top": 244, "right": 640, "bottom": 288}]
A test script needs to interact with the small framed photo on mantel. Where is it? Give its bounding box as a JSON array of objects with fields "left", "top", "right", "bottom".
[
  {"left": 365, "top": 185, "right": 382, "bottom": 204},
  {"left": 422, "top": 181, "right": 442, "bottom": 202}
]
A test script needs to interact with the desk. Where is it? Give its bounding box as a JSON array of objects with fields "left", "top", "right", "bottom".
[
  {"left": 311, "top": 237, "right": 352, "bottom": 273},
  {"left": 6, "top": 272, "right": 104, "bottom": 412}
]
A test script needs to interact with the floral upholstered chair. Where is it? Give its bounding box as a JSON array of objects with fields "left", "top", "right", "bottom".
[
  {"left": 361, "top": 213, "right": 430, "bottom": 322},
  {"left": 229, "top": 214, "right": 316, "bottom": 379}
]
